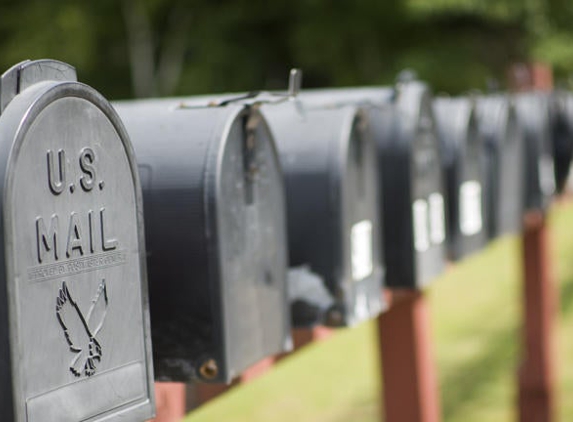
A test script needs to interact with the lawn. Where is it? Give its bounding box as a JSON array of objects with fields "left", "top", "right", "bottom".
[{"left": 185, "top": 202, "right": 573, "bottom": 422}]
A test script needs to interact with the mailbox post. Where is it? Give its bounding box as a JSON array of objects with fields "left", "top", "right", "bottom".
[
  {"left": 434, "top": 97, "right": 488, "bottom": 260},
  {"left": 0, "top": 60, "right": 155, "bottom": 421},
  {"left": 113, "top": 98, "right": 291, "bottom": 384},
  {"left": 476, "top": 95, "right": 525, "bottom": 238}
]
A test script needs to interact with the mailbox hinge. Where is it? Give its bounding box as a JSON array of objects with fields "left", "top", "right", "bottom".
[{"left": 0, "top": 59, "right": 77, "bottom": 115}]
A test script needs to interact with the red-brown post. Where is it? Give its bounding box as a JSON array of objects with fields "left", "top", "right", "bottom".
[
  {"left": 507, "top": 62, "right": 558, "bottom": 422},
  {"left": 377, "top": 290, "right": 441, "bottom": 422},
  {"left": 292, "top": 326, "right": 333, "bottom": 349},
  {"left": 518, "top": 212, "right": 557, "bottom": 422},
  {"left": 151, "top": 382, "right": 187, "bottom": 422},
  {"left": 507, "top": 63, "right": 554, "bottom": 92}
]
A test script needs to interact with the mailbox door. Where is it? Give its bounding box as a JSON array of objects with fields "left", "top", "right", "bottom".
[
  {"left": 550, "top": 92, "right": 573, "bottom": 193},
  {"left": 477, "top": 97, "right": 524, "bottom": 238},
  {"left": 515, "top": 93, "right": 555, "bottom": 211},
  {"left": 497, "top": 104, "right": 524, "bottom": 234},
  {"left": 262, "top": 104, "right": 338, "bottom": 326},
  {"left": 409, "top": 92, "right": 446, "bottom": 287},
  {"left": 213, "top": 107, "right": 290, "bottom": 379},
  {"left": 456, "top": 108, "right": 487, "bottom": 257},
  {"left": 434, "top": 98, "right": 486, "bottom": 260},
  {"left": 0, "top": 61, "right": 154, "bottom": 421},
  {"left": 262, "top": 102, "right": 384, "bottom": 326},
  {"left": 477, "top": 98, "right": 501, "bottom": 238},
  {"left": 339, "top": 112, "right": 384, "bottom": 325}
]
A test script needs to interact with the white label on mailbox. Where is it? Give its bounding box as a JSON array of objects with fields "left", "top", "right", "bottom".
[
  {"left": 413, "top": 199, "right": 430, "bottom": 252},
  {"left": 459, "top": 180, "right": 483, "bottom": 236},
  {"left": 429, "top": 193, "right": 446, "bottom": 245},
  {"left": 538, "top": 156, "right": 555, "bottom": 196},
  {"left": 351, "top": 220, "right": 373, "bottom": 281},
  {"left": 354, "top": 291, "right": 370, "bottom": 322}
]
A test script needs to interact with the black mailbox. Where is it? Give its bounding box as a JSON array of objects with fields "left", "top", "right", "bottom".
[
  {"left": 549, "top": 90, "right": 573, "bottom": 193},
  {"left": 433, "top": 97, "right": 488, "bottom": 260},
  {"left": 175, "top": 76, "right": 387, "bottom": 327},
  {"left": 476, "top": 95, "right": 525, "bottom": 238},
  {"left": 514, "top": 92, "right": 555, "bottom": 211},
  {"left": 0, "top": 60, "right": 155, "bottom": 421},
  {"left": 300, "top": 81, "right": 447, "bottom": 289},
  {"left": 258, "top": 98, "right": 385, "bottom": 327},
  {"left": 113, "top": 99, "right": 291, "bottom": 383}
]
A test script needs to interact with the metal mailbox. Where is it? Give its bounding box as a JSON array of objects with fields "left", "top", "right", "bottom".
[
  {"left": 300, "top": 81, "right": 447, "bottom": 289},
  {"left": 434, "top": 97, "right": 488, "bottom": 260},
  {"left": 113, "top": 99, "right": 291, "bottom": 383},
  {"left": 257, "top": 97, "right": 385, "bottom": 327},
  {"left": 0, "top": 60, "right": 155, "bottom": 421},
  {"left": 550, "top": 91, "right": 573, "bottom": 193},
  {"left": 476, "top": 95, "right": 525, "bottom": 238},
  {"left": 514, "top": 92, "right": 555, "bottom": 211}
]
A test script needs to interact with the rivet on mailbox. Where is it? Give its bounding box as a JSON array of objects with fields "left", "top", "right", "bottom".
[
  {"left": 434, "top": 97, "right": 488, "bottom": 260},
  {"left": 113, "top": 98, "right": 291, "bottom": 383},
  {"left": 0, "top": 60, "right": 155, "bottom": 421},
  {"left": 476, "top": 95, "right": 525, "bottom": 238}
]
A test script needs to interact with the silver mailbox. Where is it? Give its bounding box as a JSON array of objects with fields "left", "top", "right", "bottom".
[
  {"left": 476, "top": 95, "right": 525, "bottom": 238},
  {"left": 434, "top": 97, "right": 488, "bottom": 260},
  {"left": 300, "top": 81, "right": 447, "bottom": 289},
  {"left": 0, "top": 60, "right": 155, "bottom": 421},
  {"left": 113, "top": 99, "right": 291, "bottom": 383}
]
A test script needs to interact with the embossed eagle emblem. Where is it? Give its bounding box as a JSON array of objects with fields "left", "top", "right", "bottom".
[{"left": 56, "top": 280, "right": 108, "bottom": 377}]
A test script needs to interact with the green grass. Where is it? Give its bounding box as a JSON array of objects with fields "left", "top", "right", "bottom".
[{"left": 185, "top": 203, "right": 573, "bottom": 422}]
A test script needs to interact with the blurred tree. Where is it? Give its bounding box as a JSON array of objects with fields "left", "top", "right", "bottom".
[
  {"left": 121, "top": 0, "right": 193, "bottom": 97},
  {"left": 0, "top": 0, "right": 570, "bottom": 98}
]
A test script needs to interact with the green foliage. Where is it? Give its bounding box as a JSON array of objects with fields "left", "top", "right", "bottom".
[{"left": 0, "top": 1, "right": 571, "bottom": 96}]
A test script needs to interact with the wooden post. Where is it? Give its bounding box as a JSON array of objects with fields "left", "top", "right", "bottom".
[
  {"left": 507, "top": 63, "right": 553, "bottom": 92},
  {"left": 151, "top": 382, "right": 187, "bottom": 422},
  {"left": 292, "top": 326, "right": 333, "bottom": 349},
  {"left": 518, "top": 212, "right": 557, "bottom": 422},
  {"left": 377, "top": 290, "right": 441, "bottom": 422}
]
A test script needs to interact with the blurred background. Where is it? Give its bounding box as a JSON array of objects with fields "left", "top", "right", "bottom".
[{"left": 2, "top": 0, "right": 573, "bottom": 99}]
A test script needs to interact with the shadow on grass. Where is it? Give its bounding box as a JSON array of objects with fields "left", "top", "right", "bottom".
[
  {"left": 330, "top": 323, "right": 519, "bottom": 422},
  {"left": 333, "top": 397, "right": 379, "bottom": 422},
  {"left": 439, "top": 323, "right": 519, "bottom": 421}
]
